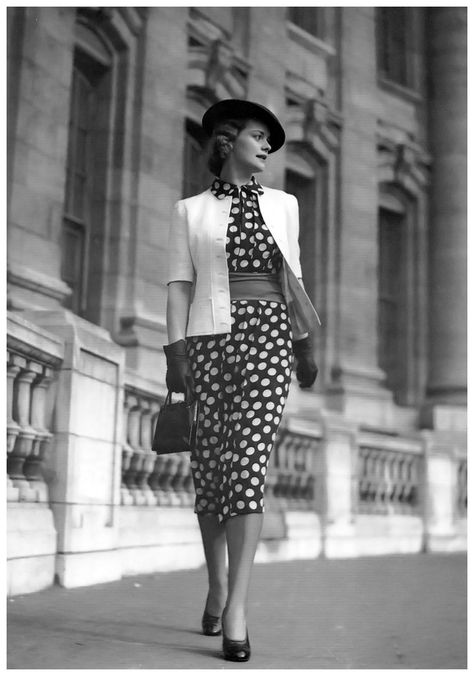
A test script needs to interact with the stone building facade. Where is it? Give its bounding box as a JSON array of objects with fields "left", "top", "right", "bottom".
[{"left": 7, "top": 7, "right": 467, "bottom": 595}]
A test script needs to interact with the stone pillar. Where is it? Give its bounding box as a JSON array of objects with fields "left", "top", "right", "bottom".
[
  {"left": 7, "top": 312, "right": 63, "bottom": 596},
  {"left": 325, "top": 8, "right": 393, "bottom": 427},
  {"left": 115, "top": 8, "right": 188, "bottom": 377},
  {"left": 422, "top": 8, "right": 467, "bottom": 430},
  {"left": 421, "top": 430, "right": 467, "bottom": 552},
  {"left": 7, "top": 8, "right": 74, "bottom": 309},
  {"left": 317, "top": 413, "right": 358, "bottom": 558},
  {"left": 24, "top": 309, "right": 125, "bottom": 588},
  {"left": 247, "top": 7, "right": 287, "bottom": 189}
]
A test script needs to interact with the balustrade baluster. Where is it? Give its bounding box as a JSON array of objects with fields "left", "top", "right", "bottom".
[
  {"left": 9, "top": 360, "right": 42, "bottom": 501},
  {"left": 136, "top": 398, "right": 157, "bottom": 506},
  {"left": 154, "top": 455, "right": 176, "bottom": 505},
  {"left": 171, "top": 454, "right": 192, "bottom": 506},
  {"left": 148, "top": 400, "right": 175, "bottom": 505},
  {"left": 121, "top": 394, "right": 134, "bottom": 505},
  {"left": 167, "top": 454, "right": 183, "bottom": 506},
  {"left": 7, "top": 353, "right": 22, "bottom": 501},
  {"left": 151, "top": 455, "right": 171, "bottom": 505},
  {"left": 123, "top": 395, "right": 147, "bottom": 505},
  {"left": 23, "top": 365, "right": 53, "bottom": 503},
  {"left": 457, "top": 460, "right": 467, "bottom": 516},
  {"left": 276, "top": 434, "right": 289, "bottom": 507},
  {"left": 181, "top": 452, "right": 195, "bottom": 505},
  {"left": 265, "top": 434, "right": 279, "bottom": 508},
  {"left": 286, "top": 437, "right": 298, "bottom": 509}
]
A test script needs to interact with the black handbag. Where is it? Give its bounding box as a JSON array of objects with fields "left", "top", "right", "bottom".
[{"left": 152, "top": 391, "right": 199, "bottom": 454}]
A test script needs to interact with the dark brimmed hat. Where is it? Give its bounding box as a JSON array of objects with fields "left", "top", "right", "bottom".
[{"left": 202, "top": 99, "right": 286, "bottom": 153}]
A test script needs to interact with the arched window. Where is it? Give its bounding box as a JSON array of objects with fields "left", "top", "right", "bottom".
[{"left": 61, "top": 20, "right": 112, "bottom": 319}]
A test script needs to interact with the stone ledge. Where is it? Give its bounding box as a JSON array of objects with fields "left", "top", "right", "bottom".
[
  {"left": 8, "top": 262, "right": 71, "bottom": 302},
  {"left": 7, "top": 310, "right": 65, "bottom": 366}
]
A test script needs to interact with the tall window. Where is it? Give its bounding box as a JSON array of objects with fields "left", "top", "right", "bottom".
[
  {"left": 376, "top": 8, "right": 414, "bottom": 88},
  {"left": 285, "top": 169, "right": 317, "bottom": 300},
  {"left": 287, "top": 7, "right": 323, "bottom": 39},
  {"left": 182, "top": 119, "right": 212, "bottom": 198},
  {"left": 377, "top": 207, "right": 405, "bottom": 401},
  {"left": 62, "top": 32, "right": 111, "bottom": 318}
]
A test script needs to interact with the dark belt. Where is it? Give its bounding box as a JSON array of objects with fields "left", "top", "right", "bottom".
[{"left": 228, "top": 272, "right": 285, "bottom": 303}]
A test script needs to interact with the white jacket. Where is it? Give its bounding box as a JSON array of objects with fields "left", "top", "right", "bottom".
[{"left": 166, "top": 185, "right": 321, "bottom": 339}]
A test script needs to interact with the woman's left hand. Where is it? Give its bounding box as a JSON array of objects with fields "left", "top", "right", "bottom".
[
  {"left": 163, "top": 339, "right": 195, "bottom": 402},
  {"left": 292, "top": 336, "right": 318, "bottom": 388}
]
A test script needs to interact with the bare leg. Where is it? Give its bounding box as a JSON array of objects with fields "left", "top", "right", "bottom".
[
  {"left": 198, "top": 514, "right": 228, "bottom": 615},
  {"left": 224, "top": 512, "right": 264, "bottom": 640}
]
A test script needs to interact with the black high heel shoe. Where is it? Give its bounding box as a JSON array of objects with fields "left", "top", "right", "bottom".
[
  {"left": 201, "top": 608, "right": 222, "bottom": 636},
  {"left": 222, "top": 611, "right": 251, "bottom": 662}
]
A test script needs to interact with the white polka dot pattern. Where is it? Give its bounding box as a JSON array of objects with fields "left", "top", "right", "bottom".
[
  {"left": 187, "top": 300, "right": 293, "bottom": 522},
  {"left": 210, "top": 176, "right": 283, "bottom": 274}
]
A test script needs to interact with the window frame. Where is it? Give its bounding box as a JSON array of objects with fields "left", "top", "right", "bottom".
[
  {"left": 376, "top": 7, "right": 419, "bottom": 91},
  {"left": 287, "top": 7, "right": 324, "bottom": 40},
  {"left": 377, "top": 185, "right": 423, "bottom": 406},
  {"left": 285, "top": 146, "right": 328, "bottom": 312},
  {"left": 61, "top": 24, "right": 112, "bottom": 319},
  {"left": 182, "top": 118, "right": 213, "bottom": 199}
]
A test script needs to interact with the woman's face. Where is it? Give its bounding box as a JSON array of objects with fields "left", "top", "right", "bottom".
[{"left": 228, "top": 119, "right": 272, "bottom": 174}]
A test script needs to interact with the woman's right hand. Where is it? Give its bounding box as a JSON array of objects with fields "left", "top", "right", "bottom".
[{"left": 163, "top": 339, "right": 195, "bottom": 402}]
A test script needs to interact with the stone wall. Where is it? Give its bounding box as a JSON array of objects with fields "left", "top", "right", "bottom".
[{"left": 8, "top": 8, "right": 75, "bottom": 310}]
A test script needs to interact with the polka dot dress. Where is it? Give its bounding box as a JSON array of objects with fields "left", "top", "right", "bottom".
[{"left": 187, "top": 177, "right": 293, "bottom": 523}]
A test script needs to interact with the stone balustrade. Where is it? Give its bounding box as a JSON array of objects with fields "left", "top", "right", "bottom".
[
  {"left": 357, "top": 434, "right": 423, "bottom": 516},
  {"left": 268, "top": 428, "right": 322, "bottom": 510},
  {"left": 121, "top": 384, "right": 194, "bottom": 507},
  {"left": 7, "top": 341, "right": 61, "bottom": 504},
  {"left": 456, "top": 457, "right": 467, "bottom": 518}
]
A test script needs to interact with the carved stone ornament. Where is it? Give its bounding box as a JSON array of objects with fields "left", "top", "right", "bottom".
[{"left": 205, "top": 39, "right": 234, "bottom": 93}]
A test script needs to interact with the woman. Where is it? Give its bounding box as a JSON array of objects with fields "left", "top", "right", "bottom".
[{"left": 164, "top": 99, "right": 320, "bottom": 662}]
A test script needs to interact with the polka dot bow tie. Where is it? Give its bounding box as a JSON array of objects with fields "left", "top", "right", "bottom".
[{"left": 211, "top": 176, "right": 264, "bottom": 200}]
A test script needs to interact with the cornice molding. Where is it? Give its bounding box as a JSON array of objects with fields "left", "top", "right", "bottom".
[{"left": 286, "top": 97, "right": 341, "bottom": 154}]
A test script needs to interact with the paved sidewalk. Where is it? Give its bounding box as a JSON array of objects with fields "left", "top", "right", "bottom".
[{"left": 8, "top": 552, "right": 466, "bottom": 669}]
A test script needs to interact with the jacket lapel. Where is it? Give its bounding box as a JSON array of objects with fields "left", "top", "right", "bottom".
[{"left": 258, "top": 190, "right": 290, "bottom": 261}]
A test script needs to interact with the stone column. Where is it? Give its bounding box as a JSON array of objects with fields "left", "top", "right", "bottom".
[
  {"left": 423, "top": 8, "right": 467, "bottom": 429},
  {"left": 247, "top": 7, "right": 287, "bottom": 189},
  {"left": 7, "top": 8, "right": 74, "bottom": 309},
  {"left": 318, "top": 413, "right": 359, "bottom": 558},
  {"left": 326, "top": 8, "right": 393, "bottom": 426},
  {"left": 114, "top": 8, "right": 189, "bottom": 377},
  {"left": 421, "top": 430, "right": 467, "bottom": 552}
]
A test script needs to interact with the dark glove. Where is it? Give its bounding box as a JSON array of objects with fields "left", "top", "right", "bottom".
[
  {"left": 163, "top": 339, "right": 195, "bottom": 402},
  {"left": 292, "top": 335, "right": 318, "bottom": 388}
]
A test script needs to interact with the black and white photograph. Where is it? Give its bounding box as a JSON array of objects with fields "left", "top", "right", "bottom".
[{"left": 6, "top": 3, "right": 467, "bottom": 669}]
